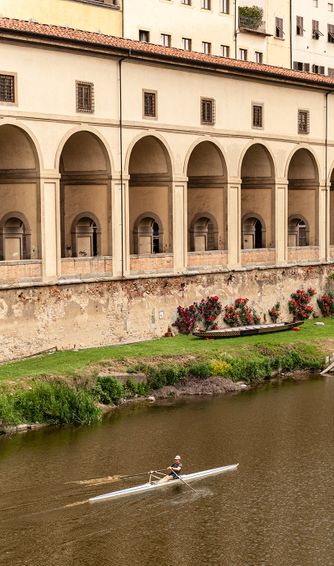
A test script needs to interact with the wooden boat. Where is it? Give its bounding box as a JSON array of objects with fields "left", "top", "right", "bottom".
[
  {"left": 193, "top": 321, "right": 304, "bottom": 339},
  {"left": 89, "top": 463, "right": 239, "bottom": 503}
]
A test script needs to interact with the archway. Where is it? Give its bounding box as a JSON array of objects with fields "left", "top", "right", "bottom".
[
  {"left": 241, "top": 144, "right": 274, "bottom": 250},
  {"left": 129, "top": 136, "right": 172, "bottom": 255},
  {"left": 287, "top": 149, "right": 319, "bottom": 247},
  {"left": 0, "top": 125, "right": 40, "bottom": 261},
  {"left": 187, "top": 141, "right": 227, "bottom": 252},
  {"left": 59, "top": 131, "right": 111, "bottom": 258}
]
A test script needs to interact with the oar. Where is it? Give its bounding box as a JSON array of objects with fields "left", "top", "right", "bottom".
[
  {"left": 173, "top": 471, "right": 197, "bottom": 493},
  {"left": 67, "top": 469, "right": 167, "bottom": 486}
]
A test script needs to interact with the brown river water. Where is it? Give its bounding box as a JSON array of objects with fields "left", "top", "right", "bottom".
[{"left": 1, "top": 376, "right": 334, "bottom": 566}]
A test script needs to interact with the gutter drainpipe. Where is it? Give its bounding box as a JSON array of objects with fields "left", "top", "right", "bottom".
[
  {"left": 289, "top": 0, "right": 293, "bottom": 69},
  {"left": 118, "top": 52, "right": 130, "bottom": 277},
  {"left": 325, "top": 91, "right": 331, "bottom": 261},
  {"left": 234, "top": 0, "right": 238, "bottom": 60}
]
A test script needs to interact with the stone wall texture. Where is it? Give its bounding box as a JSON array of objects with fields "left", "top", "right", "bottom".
[{"left": 0, "top": 264, "right": 333, "bottom": 362}]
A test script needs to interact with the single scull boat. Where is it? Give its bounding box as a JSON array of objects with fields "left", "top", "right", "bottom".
[{"left": 89, "top": 463, "right": 239, "bottom": 503}]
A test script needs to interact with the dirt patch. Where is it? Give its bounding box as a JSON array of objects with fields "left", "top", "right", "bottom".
[{"left": 153, "top": 376, "right": 246, "bottom": 399}]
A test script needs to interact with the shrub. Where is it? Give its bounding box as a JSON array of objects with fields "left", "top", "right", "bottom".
[
  {"left": 268, "top": 302, "right": 281, "bottom": 323},
  {"left": 147, "top": 364, "right": 187, "bottom": 389},
  {"left": 94, "top": 376, "right": 125, "bottom": 404},
  {"left": 223, "top": 298, "right": 261, "bottom": 327},
  {"left": 125, "top": 378, "right": 149, "bottom": 397},
  {"left": 209, "top": 359, "right": 233, "bottom": 376},
  {"left": 288, "top": 288, "right": 316, "bottom": 321},
  {"left": 173, "top": 296, "right": 222, "bottom": 334},
  {"left": 317, "top": 291, "right": 334, "bottom": 317},
  {"left": 188, "top": 361, "right": 212, "bottom": 379},
  {"left": 239, "top": 5, "right": 263, "bottom": 29}
]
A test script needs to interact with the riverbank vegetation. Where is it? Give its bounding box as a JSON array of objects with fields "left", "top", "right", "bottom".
[{"left": 0, "top": 319, "right": 333, "bottom": 428}]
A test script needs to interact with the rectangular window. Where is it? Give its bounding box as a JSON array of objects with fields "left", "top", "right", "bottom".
[
  {"left": 161, "top": 33, "right": 171, "bottom": 47},
  {"left": 293, "top": 61, "right": 310, "bottom": 72},
  {"left": 139, "top": 29, "right": 150, "bottom": 42},
  {"left": 221, "top": 0, "right": 229, "bottom": 14},
  {"left": 296, "top": 16, "right": 304, "bottom": 36},
  {"left": 221, "top": 44, "right": 230, "bottom": 57},
  {"left": 275, "top": 17, "right": 284, "bottom": 38},
  {"left": 201, "top": 0, "right": 211, "bottom": 9},
  {"left": 252, "top": 104, "right": 263, "bottom": 128},
  {"left": 312, "top": 20, "right": 323, "bottom": 39},
  {"left": 202, "top": 41, "right": 212, "bottom": 54},
  {"left": 0, "top": 74, "right": 15, "bottom": 103},
  {"left": 328, "top": 23, "right": 334, "bottom": 43},
  {"left": 329, "top": 3, "right": 334, "bottom": 12},
  {"left": 298, "top": 110, "right": 310, "bottom": 134},
  {"left": 239, "top": 48, "right": 247, "bottom": 60},
  {"left": 328, "top": 67, "right": 334, "bottom": 76},
  {"left": 312, "top": 64, "right": 325, "bottom": 74},
  {"left": 201, "top": 98, "right": 215, "bottom": 125},
  {"left": 313, "top": 0, "right": 318, "bottom": 6},
  {"left": 255, "top": 51, "right": 263, "bottom": 64},
  {"left": 76, "top": 81, "right": 94, "bottom": 113},
  {"left": 181, "top": 0, "right": 191, "bottom": 4},
  {"left": 182, "top": 37, "right": 192, "bottom": 50},
  {"left": 143, "top": 91, "right": 157, "bottom": 118}
]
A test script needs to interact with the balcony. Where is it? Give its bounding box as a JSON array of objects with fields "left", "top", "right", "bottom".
[{"left": 239, "top": 15, "right": 268, "bottom": 35}]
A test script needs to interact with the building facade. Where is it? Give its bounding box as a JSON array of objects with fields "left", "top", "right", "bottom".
[{"left": 1, "top": 17, "right": 334, "bottom": 359}]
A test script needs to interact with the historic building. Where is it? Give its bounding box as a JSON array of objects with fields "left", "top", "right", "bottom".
[{"left": 0, "top": 17, "right": 334, "bottom": 360}]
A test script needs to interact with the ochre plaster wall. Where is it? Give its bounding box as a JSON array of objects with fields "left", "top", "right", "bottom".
[{"left": 0, "top": 264, "right": 332, "bottom": 362}]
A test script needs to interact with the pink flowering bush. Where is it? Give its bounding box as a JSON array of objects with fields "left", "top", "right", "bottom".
[
  {"left": 268, "top": 302, "right": 281, "bottom": 323},
  {"left": 173, "top": 296, "right": 222, "bottom": 334},
  {"left": 288, "top": 288, "right": 316, "bottom": 321},
  {"left": 223, "top": 298, "right": 261, "bottom": 327},
  {"left": 317, "top": 291, "right": 334, "bottom": 317}
]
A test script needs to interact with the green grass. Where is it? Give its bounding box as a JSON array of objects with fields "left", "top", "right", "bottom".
[{"left": 0, "top": 318, "right": 333, "bottom": 382}]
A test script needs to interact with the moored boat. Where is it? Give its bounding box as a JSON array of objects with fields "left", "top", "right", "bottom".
[
  {"left": 89, "top": 464, "right": 239, "bottom": 503},
  {"left": 193, "top": 321, "right": 304, "bottom": 339}
]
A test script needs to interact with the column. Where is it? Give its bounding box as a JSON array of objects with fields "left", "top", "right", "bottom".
[
  {"left": 319, "top": 181, "right": 330, "bottom": 262},
  {"left": 40, "top": 172, "right": 60, "bottom": 281},
  {"left": 227, "top": 180, "right": 241, "bottom": 268},
  {"left": 172, "top": 177, "right": 187, "bottom": 274},
  {"left": 111, "top": 174, "right": 130, "bottom": 277},
  {"left": 275, "top": 180, "right": 288, "bottom": 265}
]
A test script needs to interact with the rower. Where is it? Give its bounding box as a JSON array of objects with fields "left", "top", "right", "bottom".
[{"left": 159, "top": 455, "right": 182, "bottom": 482}]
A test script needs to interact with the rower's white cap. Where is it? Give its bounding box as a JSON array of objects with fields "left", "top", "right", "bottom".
[{"left": 175, "top": 455, "right": 181, "bottom": 460}]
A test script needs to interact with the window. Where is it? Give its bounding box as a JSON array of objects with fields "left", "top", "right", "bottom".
[
  {"left": 143, "top": 91, "right": 157, "bottom": 118},
  {"left": 190, "top": 216, "right": 218, "bottom": 251},
  {"left": 252, "top": 104, "right": 263, "bottom": 128},
  {"left": 255, "top": 51, "right": 263, "bottom": 63},
  {"left": 288, "top": 218, "right": 308, "bottom": 247},
  {"left": 72, "top": 217, "right": 99, "bottom": 257},
  {"left": 239, "top": 48, "right": 247, "bottom": 60},
  {"left": 329, "top": 3, "right": 334, "bottom": 12},
  {"left": 135, "top": 216, "right": 162, "bottom": 254},
  {"left": 313, "top": 0, "right": 318, "bottom": 6},
  {"left": 201, "top": 98, "right": 215, "bottom": 125},
  {"left": 221, "top": 0, "right": 229, "bottom": 14},
  {"left": 0, "top": 74, "right": 15, "bottom": 104},
  {"left": 202, "top": 41, "right": 212, "bottom": 54},
  {"left": 275, "top": 17, "right": 284, "bottom": 38},
  {"left": 312, "top": 20, "right": 323, "bottom": 39},
  {"left": 201, "top": 0, "right": 211, "bottom": 9},
  {"left": 221, "top": 45, "right": 230, "bottom": 57},
  {"left": 328, "top": 24, "right": 334, "bottom": 43},
  {"left": 298, "top": 110, "right": 310, "bottom": 134},
  {"left": 312, "top": 64, "right": 325, "bottom": 74},
  {"left": 161, "top": 33, "right": 171, "bottom": 47},
  {"left": 182, "top": 37, "right": 192, "bottom": 50},
  {"left": 76, "top": 82, "right": 94, "bottom": 113},
  {"left": 181, "top": 0, "right": 191, "bottom": 4},
  {"left": 293, "top": 61, "right": 310, "bottom": 72},
  {"left": 139, "top": 29, "right": 150, "bottom": 42},
  {"left": 328, "top": 67, "right": 334, "bottom": 76},
  {"left": 296, "top": 16, "right": 304, "bottom": 36},
  {"left": 0, "top": 216, "right": 30, "bottom": 260},
  {"left": 242, "top": 218, "right": 263, "bottom": 249}
]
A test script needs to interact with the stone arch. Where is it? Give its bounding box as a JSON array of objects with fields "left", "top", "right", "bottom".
[
  {"left": 125, "top": 132, "right": 174, "bottom": 177},
  {"left": 0, "top": 124, "right": 40, "bottom": 262},
  {"left": 55, "top": 126, "right": 113, "bottom": 174},
  {"left": 241, "top": 212, "right": 266, "bottom": 249},
  {"left": 129, "top": 135, "right": 172, "bottom": 256},
  {"left": 240, "top": 143, "right": 275, "bottom": 253},
  {"left": 186, "top": 141, "right": 227, "bottom": 252},
  {"left": 70, "top": 212, "right": 101, "bottom": 257},
  {"left": 288, "top": 215, "right": 309, "bottom": 247},
  {"left": 287, "top": 148, "right": 319, "bottom": 247},
  {"left": 59, "top": 130, "right": 111, "bottom": 258},
  {"left": 133, "top": 212, "right": 164, "bottom": 254}
]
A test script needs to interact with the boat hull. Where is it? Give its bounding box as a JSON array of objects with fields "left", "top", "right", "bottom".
[
  {"left": 193, "top": 321, "right": 304, "bottom": 339},
  {"left": 89, "top": 463, "right": 239, "bottom": 503}
]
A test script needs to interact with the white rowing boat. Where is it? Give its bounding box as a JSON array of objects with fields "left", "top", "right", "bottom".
[{"left": 89, "top": 463, "right": 239, "bottom": 503}]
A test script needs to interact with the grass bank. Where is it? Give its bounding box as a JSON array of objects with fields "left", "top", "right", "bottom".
[{"left": 0, "top": 319, "right": 333, "bottom": 428}]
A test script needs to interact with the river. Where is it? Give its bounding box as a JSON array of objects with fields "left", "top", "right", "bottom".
[{"left": 1, "top": 375, "right": 334, "bottom": 566}]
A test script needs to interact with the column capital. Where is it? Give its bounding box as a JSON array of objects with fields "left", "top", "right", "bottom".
[{"left": 40, "top": 170, "right": 61, "bottom": 181}]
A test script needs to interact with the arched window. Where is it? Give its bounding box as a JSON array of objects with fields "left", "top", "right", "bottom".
[
  {"left": 134, "top": 215, "right": 163, "bottom": 254},
  {"left": 190, "top": 216, "right": 218, "bottom": 251},
  {"left": 71, "top": 216, "right": 100, "bottom": 257},
  {"left": 242, "top": 217, "right": 264, "bottom": 249},
  {"left": 0, "top": 215, "right": 31, "bottom": 261},
  {"left": 288, "top": 217, "right": 308, "bottom": 247}
]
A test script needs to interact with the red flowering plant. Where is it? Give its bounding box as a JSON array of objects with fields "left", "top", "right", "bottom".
[
  {"left": 288, "top": 288, "right": 316, "bottom": 321},
  {"left": 317, "top": 291, "right": 334, "bottom": 317},
  {"left": 173, "top": 296, "right": 222, "bottom": 334},
  {"left": 268, "top": 302, "right": 281, "bottom": 323},
  {"left": 223, "top": 298, "right": 261, "bottom": 327}
]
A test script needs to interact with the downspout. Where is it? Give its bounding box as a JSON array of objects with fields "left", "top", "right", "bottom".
[
  {"left": 118, "top": 53, "right": 130, "bottom": 277},
  {"left": 289, "top": 0, "right": 293, "bottom": 69},
  {"left": 121, "top": 0, "right": 124, "bottom": 38},
  {"left": 325, "top": 91, "right": 331, "bottom": 260},
  {"left": 234, "top": 0, "right": 238, "bottom": 60}
]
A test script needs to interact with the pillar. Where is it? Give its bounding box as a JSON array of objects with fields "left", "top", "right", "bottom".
[
  {"left": 275, "top": 180, "right": 288, "bottom": 264},
  {"left": 112, "top": 174, "right": 130, "bottom": 277},
  {"left": 40, "top": 171, "right": 60, "bottom": 281},
  {"left": 227, "top": 180, "right": 241, "bottom": 268}
]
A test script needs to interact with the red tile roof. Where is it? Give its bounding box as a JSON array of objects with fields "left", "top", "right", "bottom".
[{"left": 1, "top": 17, "right": 334, "bottom": 88}]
